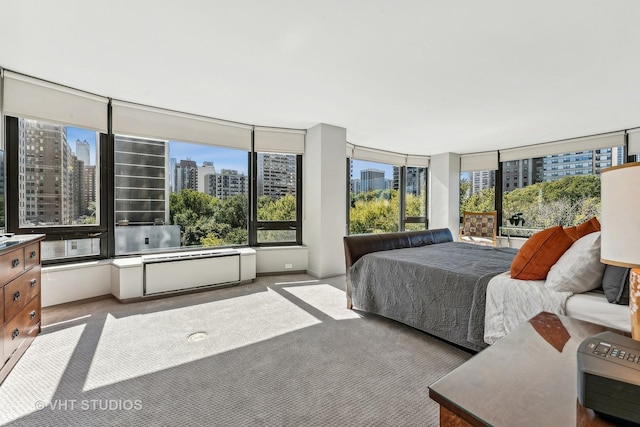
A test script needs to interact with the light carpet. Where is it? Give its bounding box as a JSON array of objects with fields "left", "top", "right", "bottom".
[{"left": 0, "top": 274, "right": 472, "bottom": 426}]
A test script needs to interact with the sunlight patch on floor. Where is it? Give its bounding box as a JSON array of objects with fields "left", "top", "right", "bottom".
[
  {"left": 0, "top": 324, "right": 86, "bottom": 425},
  {"left": 82, "top": 288, "right": 320, "bottom": 391},
  {"left": 282, "top": 283, "right": 362, "bottom": 320}
]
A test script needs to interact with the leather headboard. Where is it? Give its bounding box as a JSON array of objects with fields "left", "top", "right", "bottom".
[{"left": 343, "top": 228, "right": 453, "bottom": 270}]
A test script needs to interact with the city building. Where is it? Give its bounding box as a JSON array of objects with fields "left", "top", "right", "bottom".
[
  {"left": 75, "top": 139, "right": 90, "bottom": 165},
  {"left": 18, "top": 118, "right": 77, "bottom": 226},
  {"left": 257, "top": 152, "right": 296, "bottom": 198},
  {"left": 212, "top": 169, "right": 248, "bottom": 199},
  {"left": 176, "top": 159, "right": 198, "bottom": 192},
  {"left": 197, "top": 161, "right": 216, "bottom": 194},
  {"left": 360, "top": 168, "right": 385, "bottom": 192},
  {"left": 114, "top": 135, "right": 169, "bottom": 225}
]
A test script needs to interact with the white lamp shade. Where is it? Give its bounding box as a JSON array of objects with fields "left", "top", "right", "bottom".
[{"left": 600, "top": 162, "right": 640, "bottom": 268}]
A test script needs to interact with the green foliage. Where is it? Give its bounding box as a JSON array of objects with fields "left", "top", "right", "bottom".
[
  {"left": 461, "top": 187, "right": 495, "bottom": 214},
  {"left": 459, "top": 175, "right": 601, "bottom": 229},
  {"left": 83, "top": 201, "right": 97, "bottom": 224},
  {"left": 502, "top": 175, "right": 600, "bottom": 228},
  {"left": 459, "top": 178, "right": 471, "bottom": 216},
  {"left": 170, "top": 190, "right": 248, "bottom": 247},
  {"left": 349, "top": 190, "right": 399, "bottom": 234},
  {"left": 170, "top": 190, "right": 299, "bottom": 246},
  {"left": 258, "top": 194, "right": 296, "bottom": 221},
  {"left": 405, "top": 193, "right": 423, "bottom": 217}
]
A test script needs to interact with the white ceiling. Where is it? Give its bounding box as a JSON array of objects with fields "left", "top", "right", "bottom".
[{"left": 2, "top": 0, "right": 640, "bottom": 156}]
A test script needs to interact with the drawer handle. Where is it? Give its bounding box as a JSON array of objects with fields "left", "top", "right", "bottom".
[
  {"left": 12, "top": 329, "right": 19, "bottom": 340},
  {"left": 30, "top": 310, "right": 37, "bottom": 320},
  {"left": 12, "top": 258, "right": 20, "bottom": 268},
  {"left": 30, "top": 251, "right": 37, "bottom": 259},
  {"left": 13, "top": 290, "right": 20, "bottom": 301},
  {"left": 30, "top": 278, "right": 37, "bottom": 287}
]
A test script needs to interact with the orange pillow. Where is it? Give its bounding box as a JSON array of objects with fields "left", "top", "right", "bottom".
[
  {"left": 565, "top": 217, "right": 601, "bottom": 240},
  {"left": 510, "top": 226, "right": 575, "bottom": 280}
]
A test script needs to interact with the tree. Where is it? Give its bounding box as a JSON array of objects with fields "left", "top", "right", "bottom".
[
  {"left": 502, "top": 175, "right": 600, "bottom": 228},
  {"left": 349, "top": 189, "right": 399, "bottom": 234},
  {"left": 458, "top": 175, "right": 601, "bottom": 230},
  {"left": 461, "top": 187, "right": 495, "bottom": 214},
  {"left": 258, "top": 194, "right": 296, "bottom": 220},
  {"left": 170, "top": 189, "right": 246, "bottom": 247}
]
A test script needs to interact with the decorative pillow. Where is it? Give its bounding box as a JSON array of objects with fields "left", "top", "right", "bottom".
[
  {"left": 602, "top": 265, "right": 631, "bottom": 304},
  {"left": 564, "top": 217, "right": 600, "bottom": 240},
  {"left": 545, "top": 232, "right": 605, "bottom": 293},
  {"left": 510, "top": 226, "right": 575, "bottom": 280}
]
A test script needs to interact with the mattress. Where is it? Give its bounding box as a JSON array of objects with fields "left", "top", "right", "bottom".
[
  {"left": 484, "top": 272, "right": 632, "bottom": 345},
  {"left": 565, "top": 291, "right": 630, "bottom": 333}
]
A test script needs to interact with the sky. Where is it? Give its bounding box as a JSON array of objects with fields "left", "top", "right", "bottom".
[
  {"left": 65, "top": 127, "right": 391, "bottom": 178},
  {"left": 66, "top": 127, "right": 97, "bottom": 165},
  {"left": 351, "top": 159, "right": 394, "bottom": 180},
  {"left": 168, "top": 142, "right": 248, "bottom": 173},
  {"left": 65, "top": 127, "right": 248, "bottom": 172}
]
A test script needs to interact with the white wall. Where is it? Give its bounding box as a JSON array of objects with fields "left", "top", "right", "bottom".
[
  {"left": 43, "top": 247, "right": 308, "bottom": 307},
  {"left": 42, "top": 261, "right": 112, "bottom": 307},
  {"left": 428, "top": 152, "right": 460, "bottom": 239},
  {"left": 303, "top": 123, "right": 347, "bottom": 278},
  {"left": 255, "top": 246, "right": 308, "bottom": 274}
]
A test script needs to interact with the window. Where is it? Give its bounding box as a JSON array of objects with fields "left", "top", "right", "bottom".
[
  {"left": 114, "top": 136, "right": 249, "bottom": 255},
  {"left": 6, "top": 117, "right": 104, "bottom": 260},
  {"left": 0, "top": 150, "right": 4, "bottom": 233},
  {"left": 253, "top": 152, "right": 301, "bottom": 244},
  {"left": 459, "top": 169, "right": 496, "bottom": 217},
  {"left": 348, "top": 159, "right": 399, "bottom": 234},
  {"left": 500, "top": 146, "right": 625, "bottom": 233},
  {"left": 403, "top": 166, "right": 428, "bottom": 230}
]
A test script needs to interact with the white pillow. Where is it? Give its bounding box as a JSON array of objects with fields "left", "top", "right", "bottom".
[{"left": 545, "top": 231, "right": 605, "bottom": 293}]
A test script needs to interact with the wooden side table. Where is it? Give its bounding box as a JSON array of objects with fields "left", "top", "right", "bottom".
[{"left": 429, "top": 312, "right": 626, "bottom": 426}]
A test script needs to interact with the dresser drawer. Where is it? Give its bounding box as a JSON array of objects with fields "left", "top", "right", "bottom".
[
  {"left": 4, "top": 266, "right": 41, "bottom": 322},
  {"left": 3, "top": 297, "right": 40, "bottom": 361},
  {"left": 0, "top": 287, "right": 3, "bottom": 326},
  {"left": 24, "top": 243, "right": 40, "bottom": 270},
  {"left": 0, "top": 248, "right": 25, "bottom": 285}
]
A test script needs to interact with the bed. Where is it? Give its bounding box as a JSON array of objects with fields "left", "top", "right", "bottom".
[
  {"left": 344, "top": 228, "right": 631, "bottom": 353},
  {"left": 344, "top": 228, "right": 517, "bottom": 351}
]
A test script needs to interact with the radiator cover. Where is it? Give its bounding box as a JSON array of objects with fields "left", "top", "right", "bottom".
[{"left": 142, "top": 249, "right": 240, "bottom": 295}]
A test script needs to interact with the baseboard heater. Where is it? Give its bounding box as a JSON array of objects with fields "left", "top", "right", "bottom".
[{"left": 142, "top": 248, "right": 240, "bottom": 296}]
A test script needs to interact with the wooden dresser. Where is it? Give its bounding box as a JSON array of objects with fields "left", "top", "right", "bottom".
[{"left": 0, "top": 235, "right": 45, "bottom": 384}]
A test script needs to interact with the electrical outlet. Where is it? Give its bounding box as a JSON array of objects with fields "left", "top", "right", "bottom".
[{"left": 285, "top": 263, "right": 293, "bottom": 269}]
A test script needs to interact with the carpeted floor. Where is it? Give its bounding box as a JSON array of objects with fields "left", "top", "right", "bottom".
[{"left": 0, "top": 274, "right": 472, "bottom": 426}]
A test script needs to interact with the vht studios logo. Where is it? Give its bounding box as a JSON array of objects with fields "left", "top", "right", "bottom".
[{"left": 36, "top": 399, "right": 143, "bottom": 411}]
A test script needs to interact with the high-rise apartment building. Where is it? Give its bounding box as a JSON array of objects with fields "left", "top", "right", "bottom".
[
  {"left": 350, "top": 178, "right": 361, "bottom": 195},
  {"left": 210, "top": 169, "right": 248, "bottom": 199},
  {"left": 83, "top": 165, "right": 96, "bottom": 216},
  {"left": 501, "top": 148, "right": 621, "bottom": 193},
  {"left": 18, "top": 118, "right": 78, "bottom": 226},
  {"left": 76, "top": 139, "right": 90, "bottom": 165},
  {"left": 114, "top": 135, "right": 169, "bottom": 225},
  {"left": 406, "top": 167, "right": 426, "bottom": 197},
  {"left": 360, "top": 168, "right": 385, "bottom": 192},
  {"left": 257, "top": 153, "right": 296, "bottom": 198},
  {"left": 176, "top": 159, "right": 198, "bottom": 192},
  {"left": 197, "top": 161, "right": 216, "bottom": 194}
]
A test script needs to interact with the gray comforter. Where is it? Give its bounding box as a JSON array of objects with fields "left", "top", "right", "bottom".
[{"left": 349, "top": 242, "right": 517, "bottom": 352}]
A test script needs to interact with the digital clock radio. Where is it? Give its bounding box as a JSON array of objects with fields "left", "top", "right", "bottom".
[{"left": 577, "top": 331, "right": 640, "bottom": 424}]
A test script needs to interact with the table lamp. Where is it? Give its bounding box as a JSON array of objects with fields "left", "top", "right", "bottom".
[{"left": 600, "top": 162, "right": 640, "bottom": 340}]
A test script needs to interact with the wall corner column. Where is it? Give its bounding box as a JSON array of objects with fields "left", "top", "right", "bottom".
[
  {"left": 428, "top": 152, "right": 460, "bottom": 240},
  {"left": 303, "top": 123, "right": 347, "bottom": 278}
]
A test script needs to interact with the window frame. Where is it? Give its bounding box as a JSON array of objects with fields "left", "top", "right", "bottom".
[
  {"left": 5, "top": 116, "right": 110, "bottom": 264},
  {"left": 250, "top": 150, "right": 303, "bottom": 246},
  {"left": 400, "top": 165, "right": 428, "bottom": 231},
  {"left": 346, "top": 159, "right": 428, "bottom": 235}
]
